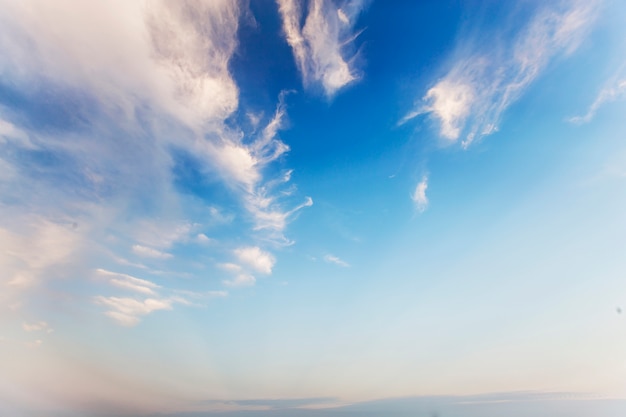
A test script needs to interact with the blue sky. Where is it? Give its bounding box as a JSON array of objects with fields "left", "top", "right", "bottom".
[{"left": 1, "top": 0, "right": 626, "bottom": 416}]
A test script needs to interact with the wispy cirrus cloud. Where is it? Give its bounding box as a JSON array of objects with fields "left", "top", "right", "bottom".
[
  {"left": 411, "top": 176, "right": 429, "bottom": 212},
  {"left": 569, "top": 68, "right": 626, "bottom": 124},
  {"left": 95, "top": 268, "right": 160, "bottom": 296},
  {"left": 323, "top": 254, "right": 350, "bottom": 267},
  {"left": 277, "top": 0, "right": 369, "bottom": 97},
  {"left": 93, "top": 296, "right": 175, "bottom": 327},
  {"left": 94, "top": 268, "right": 224, "bottom": 325},
  {"left": 402, "top": 0, "right": 600, "bottom": 147}
]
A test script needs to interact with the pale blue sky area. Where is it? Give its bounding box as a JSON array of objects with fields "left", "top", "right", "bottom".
[{"left": 1, "top": 1, "right": 626, "bottom": 416}]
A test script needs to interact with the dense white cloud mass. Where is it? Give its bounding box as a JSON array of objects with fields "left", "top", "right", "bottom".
[
  {"left": 0, "top": 0, "right": 313, "bottom": 325},
  {"left": 403, "top": 0, "right": 599, "bottom": 147},
  {"left": 277, "top": 0, "right": 368, "bottom": 97}
]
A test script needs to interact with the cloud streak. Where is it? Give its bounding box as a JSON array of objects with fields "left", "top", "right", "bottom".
[
  {"left": 94, "top": 268, "right": 224, "bottom": 325},
  {"left": 403, "top": 0, "right": 599, "bottom": 147},
  {"left": 569, "top": 70, "right": 626, "bottom": 124},
  {"left": 412, "top": 176, "right": 429, "bottom": 212},
  {"left": 323, "top": 254, "right": 350, "bottom": 267},
  {"left": 277, "top": 0, "right": 368, "bottom": 97}
]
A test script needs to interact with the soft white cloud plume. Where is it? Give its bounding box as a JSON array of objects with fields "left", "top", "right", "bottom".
[
  {"left": 569, "top": 74, "right": 626, "bottom": 124},
  {"left": 218, "top": 262, "right": 243, "bottom": 273},
  {"left": 323, "top": 254, "right": 350, "bottom": 267},
  {"left": 201, "top": 93, "right": 312, "bottom": 244},
  {"left": 0, "top": 118, "right": 35, "bottom": 149},
  {"left": 0, "top": 218, "right": 85, "bottom": 308},
  {"left": 93, "top": 296, "right": 174, "bottom": 327},
  {"left": 0, "top": 0, "right": 240, "bottom": 129},
  {"left": 412, "top": 176, "right": 429, "bottom": 212},
  {"left": 234, "top": 246, "right": 276, "bottom": 275},
  {"left": 277, "top": 0, "right": 368, "bottom": 97},
  {"left": 95, "top": 269, "right": 160, "bottom": 296},
  {"left": 94, "top": 268, "right": 227, "bottom": 324},
  {"left": 403, "top": 0, "right": 599, "bottom": 147},
  {"left": 218, "top": 246, "right": 277, "bottom": 288},
  {"left": 131, "top": 244, "right": 173, "bottom": 260},
  {"left": 196, "top": 233, "right": 213, "bottom": 244}
]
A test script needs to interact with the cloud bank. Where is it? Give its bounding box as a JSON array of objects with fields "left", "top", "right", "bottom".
[{"left": 0, "top": 0, "right": 310, "bottom": 324}]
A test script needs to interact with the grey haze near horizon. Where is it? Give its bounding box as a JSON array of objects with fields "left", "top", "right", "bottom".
[{"left": 5, "top": 393, "right": 626, "bottom": 417}]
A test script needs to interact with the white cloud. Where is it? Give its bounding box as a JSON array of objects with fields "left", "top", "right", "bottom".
[
  {"left": 201, "top": 94, "right": 312, "bottom": 244},
  {"left": 132, "top": 244, "right": 173, "bottom": 260},
  {"left": 323, "top": 254, "right": 350, "bottom": 267},
  {"left": 277, "top": 0, "right": 368, "bottom": 97},
  {"left": 93, "top": 267, "right": 227, "bottom": 325},
  {"left": 234, "top": 246, "right": 276, "bottom": 275},
  {"left": 403, "top": 1, "right": 599, "bottom": 147},
  {"left": 93, "top": 296, "right": 174, "bottom": 327},
  {"left": 0, "top": 0, "right": 240, "bottom": 130},
  {"left": 0, "top": 0, "right": 311, "bottom": 328},
  {"left": 223, "top": 274, "right": 256, "bottom": 288},
  {"left": 0, "top": 218, "right": 85, "bottom": 308},
  {"left": 0, "top": 118, "right": 35, "bottom": 149},
  {"left": 196, "top": 233, "right": 213, "bottom": 244},
  {"left": 131, "top": 221, "right": 194, "bottom": 250},
  {"left": 569, "top": 75, "right": 626, "bottom": 124},
  {"left": 22, "top": 321, "right": 50, "bottom": 332},
  {"left": 95, "top": 269, "right": 160, "bottom": 296},
  {"left": 412, "top": 176, "right": 429, "bottom": 212}
]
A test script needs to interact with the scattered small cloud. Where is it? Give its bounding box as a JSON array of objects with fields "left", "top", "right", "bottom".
[
  {"left": 234, "top": 246, "right": 276, "bottom": 275},
  {"left": 131, "top": 244, "right": 173, "bottom": 260},
  {"left": 94, "top": 269, "right": 224, "bottom": 326},
  {"left": 412, "top": 176, "right": 429, "bottom": 212},
  {"left": 277, "top": 0, "right": 369, "bottom": 97},
  {"left": 96, "top": 268, "right": 160, "bottom": 295},
  {"left": 93, "top": 296, "right": 175, "bottom": 327},
  {"left": 402, "top": 1, "right": 599, "bottom": 147},
  {"left": 196, "top": 233, "right": 213, "bottom": 244},
  {"left": 323, "top": 254, "right": 350, "bottom": 267}
]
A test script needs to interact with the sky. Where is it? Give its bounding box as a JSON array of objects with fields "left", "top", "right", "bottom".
[{"left": 1, "top": 0, "right": 626, "bottom": 416}]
